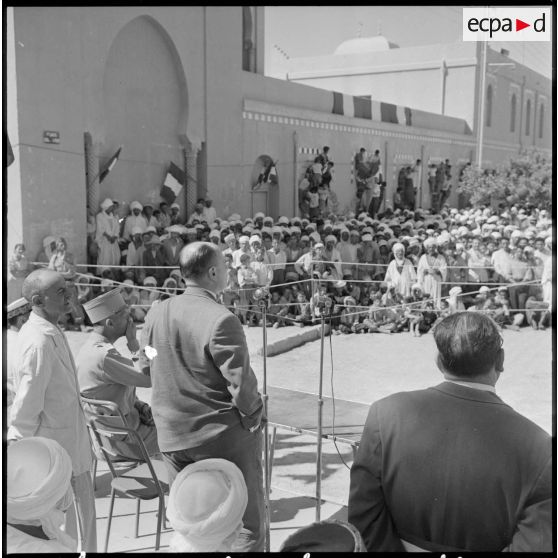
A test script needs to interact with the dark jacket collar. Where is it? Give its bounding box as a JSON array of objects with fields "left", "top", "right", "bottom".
[
  {"left": 432, "top": 381, "right": 507, "bottom": 405},
  {"left": 184, "top": 285, "right": 218, "bottom": 302}
]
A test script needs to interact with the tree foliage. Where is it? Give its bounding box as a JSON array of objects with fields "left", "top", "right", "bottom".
[{"left": 457, "top": 148, "right": 552, "bottom": 209}]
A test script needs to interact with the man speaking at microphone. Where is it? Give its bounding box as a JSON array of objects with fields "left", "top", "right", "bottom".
[{"left": 139, "top": 241, "right": 265, "bottom": 552}]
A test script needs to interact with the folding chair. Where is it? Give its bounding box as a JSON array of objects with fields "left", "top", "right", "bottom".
[
  {"left": 86, "top": 409, "right": 169, "bottom": 551},
  {"left": 80, "top": 396, "right": 141, "bottom": 488}
]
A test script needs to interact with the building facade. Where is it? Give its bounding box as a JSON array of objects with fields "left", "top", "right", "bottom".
[
  {"left": 286, "top": 37, "right": 551, "bottom": 164},
  {"left": 7, "top": 7, "right": 546, "bottom": 264}
]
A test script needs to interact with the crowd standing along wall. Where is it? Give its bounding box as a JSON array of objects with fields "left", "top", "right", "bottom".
[{"left": 240, "top": 97, "right": 476, "bottom": 218}]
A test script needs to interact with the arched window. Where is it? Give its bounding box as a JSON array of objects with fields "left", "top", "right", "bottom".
[
  {"left": 539, "top": 104, "right": 544, "bottom": 139},
  {"left": 525, "top": 99, "right": 531, "bottom": 136},
  {"left": 485, "top": 85, "right": 493, "bottom": 127},
  {"left": 510, "top": 93, "right": 517, "bottom": 132}
]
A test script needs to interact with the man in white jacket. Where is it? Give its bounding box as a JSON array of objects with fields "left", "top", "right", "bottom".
[{"left": 8, "top": 269, "right": 97, "bottom": 552}]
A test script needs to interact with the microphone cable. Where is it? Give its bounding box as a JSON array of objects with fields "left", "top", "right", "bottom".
[{"left": 327, "top": 314, "right": 352, "bottom": 471}]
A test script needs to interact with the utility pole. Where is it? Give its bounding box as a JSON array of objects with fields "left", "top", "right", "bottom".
[{"left": 476, "top": 39, "right": 488, "bottom": 169}]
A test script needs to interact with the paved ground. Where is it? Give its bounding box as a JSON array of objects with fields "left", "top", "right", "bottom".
[{"left": 66, "top": 323, "right": 552, "bottom": 552}]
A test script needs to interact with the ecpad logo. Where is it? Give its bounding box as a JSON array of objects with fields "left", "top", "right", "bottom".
[{"left": 463, "top": 8, "right": 551, "bottom": 42}]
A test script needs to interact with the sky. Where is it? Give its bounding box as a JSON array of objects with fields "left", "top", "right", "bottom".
[{"left": 264, "top": 6, "right": 553, "bottom": 79}]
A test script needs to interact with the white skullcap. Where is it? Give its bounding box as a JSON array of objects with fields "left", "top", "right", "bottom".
[
  {"left": 163, "top": 277, "right": 177, "bottom": 289},
  {"left": 167, "top": 224, "right": 183, "bottom": 234},
  {"left": 449, "top": 286, "right": 462, "bottom": 296},
  {"left": 254, "top": 212, "right": 265, "bottom": 219},
  {"left": 100, "top": 198, "right": 114, "bottom": 210},
  {"left": 249, "top": 235, "right": 261, "bottom": 245},
  {"left": 131, "top": 226, "right": 144, "bottom": 236},
  {"left": 143, "top": 276, "right": 157, "bottom": 286},
  {"left": 362, "top": 233, "right": 373, "bottom": 242},
  {"left": 479, "top": 286, "right": 490, "bottom": 293},
  {"left": 310, "top": 232, "right": 322, "bottom": 243},
  {"left": 167, "top": 459, "right": 248, "bottom": 553},
  {"left": 325, "top": 234, "right": 337, "bottom": 244},
  {"left": 209, "top": 230, "right": 221, "bottom": 239},
  {"left": 171, "top": 203, "right": 181, "bottom": 210},
  {"left": 8, "top": 437, "right": 75, "bottom": 547},
  {"left": 238, "top": 235, "right": 250, "bottom": 243},
  {"left": 423, "top": 237, "right": 437, "bottom": 248},
  {"left": 313, "top": 242, "right": 325, "bottom": 249}
]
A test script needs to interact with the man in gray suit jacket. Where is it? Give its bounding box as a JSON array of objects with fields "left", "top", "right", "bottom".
[
  {"left": 349, "top": 311, "right": 552, "bottom": 552},
  {"left": 140, "top": 241, "right": 264, "bottom": 552}
]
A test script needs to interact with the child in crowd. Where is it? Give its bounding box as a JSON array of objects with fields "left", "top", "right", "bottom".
[
  {"left": 222, "top": 253, "right": 240, "bottom": 315},
  {"left": 237, "top": 252, "right": 259, "bottom": 326},
  {"left": 338, "top": 296, "right": 360, "bottom": 334},
  {"left": 404, "top": 295, "right": 423, "bottom": 337},
  {"left": 121, "top": 279, "right": 142, "bottom": 322},
  {"left": 268, "top": 289, "right": 290, "bottom": 328},
  {"left": 294, "top": 291, "right": 314, "bottom": 327},
  {"left": 136, "top": 276, "right": 160, "bottom": 321},
  {"left": 162, "top": 276, "right": 178, "bottom": 300},
  {"left": 251, "top": 247, "right": 273, "bottom": 288}
]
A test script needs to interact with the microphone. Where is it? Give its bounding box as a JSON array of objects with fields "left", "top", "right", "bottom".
[
  {"left": 253, "top": 287, "right": 271, "bottom": 308},
  {"left": 316, "top": 294, "right": 333, "bottom": 315}
]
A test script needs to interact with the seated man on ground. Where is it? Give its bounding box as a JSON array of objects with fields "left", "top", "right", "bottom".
[{"left": 77, "top": 288, "right": 159, "bottom": 461}]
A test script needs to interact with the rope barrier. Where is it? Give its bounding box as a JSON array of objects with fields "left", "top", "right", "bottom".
[{"left": 31, "top": 258, "right": 544, "bottom": 273}]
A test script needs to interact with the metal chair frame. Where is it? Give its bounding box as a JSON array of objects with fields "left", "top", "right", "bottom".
[{"left": 82, "top": 397, "right": 168, "bottom": 551}]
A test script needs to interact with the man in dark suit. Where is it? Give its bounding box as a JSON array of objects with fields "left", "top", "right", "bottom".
[
  {"left": 161, "top": 225, "right": 184, "bottom": 268},
  {"left": 141, "top": 235, "right": 167, "bottom": 285},
  {"left": 140, "top": 242, "right": 264, "bottom": 552},
  {"left": 348, "top": 311, "right": 552, "bottom": 553}
]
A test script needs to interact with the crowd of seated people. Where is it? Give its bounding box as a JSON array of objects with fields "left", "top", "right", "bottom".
[{"left": 26, "top": 195, "right": 552, "bottom": 333}]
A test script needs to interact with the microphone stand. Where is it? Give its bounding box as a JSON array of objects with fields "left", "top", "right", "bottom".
[
  {"left": 315, "top": 296, "right": 331, "bottom": 521},
  {"left": 256, "top": 288, "right": 271, "bottom": 552}
]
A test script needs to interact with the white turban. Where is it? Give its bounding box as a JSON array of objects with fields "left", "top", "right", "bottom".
[
  {"left": 7, "top": 437, "right": 75, "bottom": 549},
  {"left": 167, "top": 458, "right": 248, "bottom": 552},
  {"left": 130, "top": 201, "right": 143, "bottom": 211},
  {"left": 391, "top": 242, "right": 405, "bottom": 255},
  {"left": 100, "top": 198, "right": 113, "bottom": 211},
  {"left": 423, "top": 237, "right": 437, "bottom": 248},
  {"left": 449, "top": 286, "right": 462, "bottom": 296}
]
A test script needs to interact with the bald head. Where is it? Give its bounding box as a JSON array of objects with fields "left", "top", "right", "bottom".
[
  {"left": 22, "top": 269, "right": 64, "bottom": 304},
  {"left": 179, "top": 242, "right": 220, "bottom": 280}
]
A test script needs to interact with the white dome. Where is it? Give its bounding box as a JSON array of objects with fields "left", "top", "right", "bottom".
[{"left": 334, "top": 35, "right": 393, "bottom": 55}]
